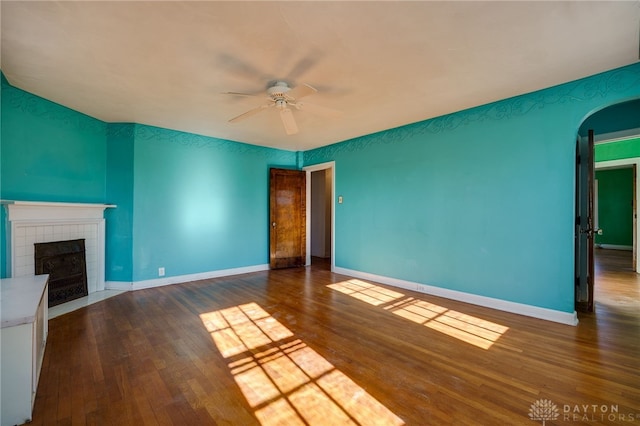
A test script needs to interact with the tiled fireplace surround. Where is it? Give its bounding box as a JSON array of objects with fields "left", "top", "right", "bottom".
[{"left": 3, "top": 201, "right": 115, "bottom": 295}]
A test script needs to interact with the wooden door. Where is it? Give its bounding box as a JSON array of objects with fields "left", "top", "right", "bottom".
[
  {"left": 586, "top": 129, "right": 595, "bottom": 312},
  {"left": 269, "top": 168, "right": 306, "bottom": 269},
  {"left": 575, "top": 130, "right": 595, "bottom": 312}
]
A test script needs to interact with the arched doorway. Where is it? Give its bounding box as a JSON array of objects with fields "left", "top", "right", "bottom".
[{"left": 575, "top": 99, "right": 640, "bottom": 313}]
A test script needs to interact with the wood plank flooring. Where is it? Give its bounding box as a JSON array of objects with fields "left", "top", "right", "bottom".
[{"left": 26, "top": 253, "right": 639, "bottom": 425}]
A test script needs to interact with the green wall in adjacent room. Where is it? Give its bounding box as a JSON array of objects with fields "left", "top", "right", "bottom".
[
  {"left": 595, "top": 168, "right": 633, "bottom": 247},
  {"left": 595, "top": 137, "right": 640, "bottom": 162}
]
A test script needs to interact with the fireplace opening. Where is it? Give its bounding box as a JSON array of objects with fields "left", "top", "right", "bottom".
[{"left": 35, "top": 239, "right": 88, "bottom": 307}]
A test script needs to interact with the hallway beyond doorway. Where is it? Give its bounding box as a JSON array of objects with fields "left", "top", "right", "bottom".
[{"left": 594, "top": 248, "right": 640, "bottom": 312}]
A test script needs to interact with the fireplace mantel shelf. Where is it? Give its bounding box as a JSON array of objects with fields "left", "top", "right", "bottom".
[
  {"left": 1, "top": 201, "right": 116, "bottom": 221},
  {"left": 0, "top": 200, "right": 116, "bottom": 209}
]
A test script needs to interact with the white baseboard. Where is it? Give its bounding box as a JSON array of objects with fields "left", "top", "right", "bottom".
[
  {"left": 333, "top": 267, "right": 579, "bottom": 326},
  {"left": 105, "top": 264, "right": 270, "bottom": 292},
  {"left": 105, "top": 281, "right": 133, "bottom": 291},
  {"left": 595, "top": 244, "right": 633, "bottom": 251}
]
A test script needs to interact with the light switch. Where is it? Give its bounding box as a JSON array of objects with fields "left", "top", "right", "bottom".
[{"left": 338, "top": 196, "right": 343, "bottom": 204}]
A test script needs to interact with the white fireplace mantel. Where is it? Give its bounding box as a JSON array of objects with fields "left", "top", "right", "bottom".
[
  {"left": 2, "top": 200, "right": 116, "bottom": 221},
  {"left": 2, "top": 201, "right": 116, "bottom": 294}
]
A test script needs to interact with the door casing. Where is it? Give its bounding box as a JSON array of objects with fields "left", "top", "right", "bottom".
[{"left": 303, "top": 161, "right": 336, "bottom": 271}]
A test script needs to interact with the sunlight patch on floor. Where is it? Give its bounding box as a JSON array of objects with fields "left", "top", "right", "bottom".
[
  {"left": 327, "top": 281, "right": 509, "bottom": 350},
  {"left": 200, "top": 302, "right": 404, "bottom": 426},
  {"left": 328, "top": 279, "right": 405, "bottom": 306},
  {"left": 385, "top": 297, "right": 509, "bottom": 349}
]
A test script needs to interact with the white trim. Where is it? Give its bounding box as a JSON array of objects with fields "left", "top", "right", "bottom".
[
  {"left": 1, "top": 200, "right": 116, "bottom": 221},
  {"left": 595, "top": 158, "right": 640, "bottom": 170},
  {"left": 105, "top": 281, "right": 133, "bottom": 291},
  {"left": 2, "top": 201, "right": 116, "bottom": 294},
  {"left": 303, "top": 161, "right": 336, "bottom": 272},
  {"left": 595, "top": 158, "right": 640, "bottom": 272},
  {"left": 334, "top": 267, "right": 579, "bottom": 326},
  {"left": 593, "top": 128, "right": 640, "bottom": 144},
  {"left": 596, "top": 244, "right": 633, "bottom": 251},
  {"left": 107, "top": 264, "right": 270, "bottom": 291},
  {"left": 48, "top": 290, "right": 125, "bottom": 319}
]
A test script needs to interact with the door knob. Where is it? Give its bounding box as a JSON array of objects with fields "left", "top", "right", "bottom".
[{"left": 272, "top": 222, "right": 276, "bottom": 228}]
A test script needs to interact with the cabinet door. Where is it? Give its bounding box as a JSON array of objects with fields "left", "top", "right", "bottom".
[{"left": 33, "top": 291, "right": 47, "bottom": 395}]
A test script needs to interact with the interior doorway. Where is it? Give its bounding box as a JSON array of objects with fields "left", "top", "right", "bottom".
[
  {"left": 592, "top": 149, "right": 640, "bottom": 314},
  {"left": 576, "top": 98, "right": 640, "bottom": 314},
  {"left": 304, "top": 162, "right": 335, "bottom": 271},
  {"left": 593, "top": 164, "right": 636, "bottom": 263}
]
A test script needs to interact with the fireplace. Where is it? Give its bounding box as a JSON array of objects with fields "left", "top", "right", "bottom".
[
  {"left": 35, "top": 239, "right": 88, "bottom": 306},
  {"left": 2, "top": 201, "right": 116, "bottom": 297}
]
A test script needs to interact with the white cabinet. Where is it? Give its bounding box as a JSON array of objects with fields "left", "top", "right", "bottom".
[{"left": 1, "top": 275, "right": 48, "bottom": 426}]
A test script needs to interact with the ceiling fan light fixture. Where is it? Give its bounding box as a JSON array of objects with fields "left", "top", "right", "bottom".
[{"left": 226, "top": 80, "right": 336, "bottom": 135}]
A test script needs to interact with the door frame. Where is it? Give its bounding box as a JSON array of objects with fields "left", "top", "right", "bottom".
[
  {"left": 594, "top": 155, "right": 640, "bottom": 272},
  {"left": 303, "top": 161, "right": 336, "bottom": 271},
  {"left": 269, "top": 168, "right": 307, "bottom": 269}
]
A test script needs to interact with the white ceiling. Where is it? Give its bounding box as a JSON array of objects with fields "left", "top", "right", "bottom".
[{"left": 2, "top": 1, "right": 639, "bottom": 151}]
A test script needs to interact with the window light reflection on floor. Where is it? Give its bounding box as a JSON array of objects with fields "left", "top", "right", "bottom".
[
  {"left": 328, "top": 279, "right": 405, "bottom": 306},
  {"left": 200, "top": 303, "right": 404, "bottom": 426},
  {"left": 328, "top": 281, "right": 509, "bottom": 350}
]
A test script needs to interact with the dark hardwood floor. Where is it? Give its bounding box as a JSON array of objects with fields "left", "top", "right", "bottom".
[{"left": 27, "top": 254, "right": 639, "bottom": 425}]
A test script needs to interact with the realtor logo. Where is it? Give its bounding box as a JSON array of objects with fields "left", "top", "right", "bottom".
[{"left": 529, "top": 399, "right": 560, "bottom": 425}]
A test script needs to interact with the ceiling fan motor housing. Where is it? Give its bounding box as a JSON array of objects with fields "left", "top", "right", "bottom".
[{"left": 268, "top": 81, "right": 291, "bottom": 100}]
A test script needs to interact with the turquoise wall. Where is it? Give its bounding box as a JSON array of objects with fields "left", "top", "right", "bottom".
[
  {"left": 105, "top": 123, "right": 135, "bottom": 282},
  {"left": 129, "top": 125, "right": 295, "bottom": 281},
  {"left": 3, "top": 63, "right": 640, "bottom": 314},
  {"left": 595, "top": 168, "right": 633, "bottom": 246},
  {"left": 580, "top": 100, "right": 640, "bottom": 137},
  {"left": 0, "top": 75, "right": 107, "bottom": 202},
  {"left": 0, "top": 74, "right": 107, "bottom": 278},
  {"left": 0, "top": 74, "right": 297, "bottom": 281},
  {"left": 304, "top": 63, "right": 640, "bottom": 313}
]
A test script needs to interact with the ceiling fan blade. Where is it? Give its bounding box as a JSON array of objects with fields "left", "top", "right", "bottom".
[
  {"left": 279, "top": 108, "right": 299, "bottom": 135},
  {"left": 285, "top": 83, "right": 317, "bottom": 101},
  {"left": 295, "top": 101, "right": 341, "bottom": 117},
  {"left": 222, "top": 91, "right": 260, "bottom": 98},
  {"left": 228, "top": 103, "right": 271, "bottom": 123}
]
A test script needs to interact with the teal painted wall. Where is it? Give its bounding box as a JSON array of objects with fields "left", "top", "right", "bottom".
[
  {"left": 595, "top": 137, "right": 640, "bottom": 162},
  {"left": 595, "top": 168, "right": 633, "bottom": 247},
  {"left": 305, "top": 63, "right": 640, "bottom": 313},
  {"left": 0, "top": 75, "right": 107, "bottom": 202},
  {"left": 2, "top": 63, "right": 640, "bottom": 313},
  {"left": 580, "top": 100, "right": 640, "bottom": 137},
  {"left": 129, "top": 125, "right": 296, "bottom": 281},
  {"left": 1, "top": 74, "right": 108, "bottom": 278},
  {"left": 106, "top": 123, "right": 135, "bottom": 282},
  {"left": 0, "top": 75, "right": 297, "bottom": 282}
]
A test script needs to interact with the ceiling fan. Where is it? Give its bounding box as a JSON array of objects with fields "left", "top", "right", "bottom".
[{"left": 225, "top": 81, "right": 339, "bottom": 135}]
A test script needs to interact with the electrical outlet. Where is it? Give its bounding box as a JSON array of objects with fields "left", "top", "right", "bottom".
[
  {"left": 417, "top": 285, "right": 425, "bottom": 293},
  {"left": 158, "top": 267, "right": 165, "bottom": 277}
]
